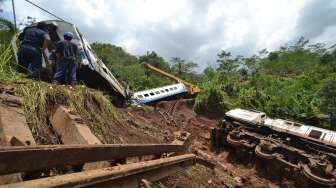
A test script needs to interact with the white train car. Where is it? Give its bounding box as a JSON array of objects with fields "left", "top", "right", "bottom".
[
  {"left": 132, "top": 83, "right": 188, "bottom": 105},
  {"left": 225, "top": 108, "right": 267, "bottom": 125},
  {"left": 225, "top": 108, "right": 336, "bottom": 147},
  {"left": 265, "top": 118, "right": 336, "bottom": 146}
]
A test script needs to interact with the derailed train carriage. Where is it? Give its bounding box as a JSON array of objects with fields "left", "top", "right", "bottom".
[
  {"left": 211, "top": 108, "right": 336, "bottom": 186},
  {"left": 12, "top": 20, "right": 129, "bottom": 101}
]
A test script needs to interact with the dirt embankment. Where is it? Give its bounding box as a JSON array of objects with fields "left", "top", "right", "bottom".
[
  {"left": 117, "top": 99, "right": 285, "bottom": 188},
  {"left": 2, "top": 80, "right": 293, "bottom": 187}
]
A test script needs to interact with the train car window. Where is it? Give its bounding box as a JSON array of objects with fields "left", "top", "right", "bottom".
[
  {"left": 169, "top": 88, "right": 173, "bottom": 91},
  {"left": 102, "top": 67, "right": 108, "bottom": 74},
  {"left": 150, "top": 92, "right": 155, "bottom": 96},
  {"left": 261, "top": 114, "right": 266, "bottom": 119},
  {"left": 308, "top": 130, "right": 323, "bottom": 139},
  {"left": 321, "top": 133, "right": 327, "bottom": 140},
  {"left": 155, "top": 91, "right": 160, "bottom": 94},
  {"left": 284, "top": 121, "right": 292, "bottom": 126},
  {"left": 144, "top": 94, "right": 149, "bottom": 97},
  {"left": 160, "top": 90, "right": 165, "bottom": 93},
  {"left": 137, "top": 95, "right": 144, "bottom": 98},
  {"left": 293, "top": 123, "right": 302, "bottom": 127},
  {"left": 165, "top": 89, "right": 169, "bottom": 92},
  {"left": 173, "top": 87, "right": 178, "bottom": 90}
]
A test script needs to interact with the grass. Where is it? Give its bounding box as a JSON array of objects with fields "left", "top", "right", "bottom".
[
  {"left": 0, "top": 41, "right": 123, "bottom": 144},
  {"left": 186, "top": 166, "right": 208, "bottom": 185},
  {"left": 16, "top": 81, "right": 122, "bottom": 144}
]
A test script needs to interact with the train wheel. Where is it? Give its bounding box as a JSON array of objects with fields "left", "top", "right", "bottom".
[
  {"left": 226, "top": 133, "right": 242, "bottom": 147},
  {"left": 276, "top": 156, "right": 300, "bottom": 169},
  {"left": 254, "top": 144, "right": 275, "bottom": 160},
  {"left": 302, "top": 164, "right": 336, "bottom": 186}
]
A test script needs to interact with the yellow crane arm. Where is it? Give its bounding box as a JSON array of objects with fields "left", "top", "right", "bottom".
[{"left": 143, "top": 63, "right": 201, "bottom": 95}]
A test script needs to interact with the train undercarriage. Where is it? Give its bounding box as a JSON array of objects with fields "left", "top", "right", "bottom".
[{"left": 211, "top": 118, "right": 336, "bottom": 187}]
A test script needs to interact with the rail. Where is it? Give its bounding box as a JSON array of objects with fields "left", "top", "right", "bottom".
[
  {"left": 0, "top": 144, "right": 185, "bottom": 175},
  {"left": 1, "top": 154, "right": 197, "bottom": 188}
]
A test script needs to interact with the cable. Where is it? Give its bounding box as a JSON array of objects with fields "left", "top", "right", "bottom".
[
  {"left": 11, "top": 0, "right": 17, "bottom": 30},
  {"left": 23, "top": 0, "right": 66, "bottom": 22}
]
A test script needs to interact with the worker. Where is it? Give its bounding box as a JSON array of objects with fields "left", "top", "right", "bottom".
[
  {"left": 53, "top": 32, "right": 79, "bottom": 86},
  {"left": 17, "top": 22, "right": 50, "bottom": 76}
]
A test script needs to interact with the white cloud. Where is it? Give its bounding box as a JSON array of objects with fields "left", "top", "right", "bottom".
[{"left": 2, "top": 0, "right": 335, "bottom": 70}]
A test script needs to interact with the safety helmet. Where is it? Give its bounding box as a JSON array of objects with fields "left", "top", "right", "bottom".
[{"left": 64, "top": 32, "right": 74, "bottom": 40}]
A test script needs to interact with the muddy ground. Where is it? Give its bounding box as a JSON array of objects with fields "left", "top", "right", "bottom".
[
  {"left": 117, "top": 99, "right": 292, "bottom": 188},
  {"left": 1, "top": 81, "right": 297, "bottom": 187}
]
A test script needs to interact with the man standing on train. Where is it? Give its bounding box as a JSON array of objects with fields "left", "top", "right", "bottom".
[
  {"left": 53, "top": 32, "right": 79, "bottom": 86},
  {"left": 17, "top": 22, "right": 50, "bottom": 77}
]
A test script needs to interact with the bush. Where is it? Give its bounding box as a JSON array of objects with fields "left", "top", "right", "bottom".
[{"left": 195, "top": 81, "right": 231, "bottom": 116}]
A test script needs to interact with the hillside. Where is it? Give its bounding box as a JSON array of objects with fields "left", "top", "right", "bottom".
[{"left": 91, "top": 39, "right": 336, "bottom": 130}]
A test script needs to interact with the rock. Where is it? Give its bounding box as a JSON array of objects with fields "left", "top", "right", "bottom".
[{"left": 234, "top": 176, "right": 244, "bottom": 187}]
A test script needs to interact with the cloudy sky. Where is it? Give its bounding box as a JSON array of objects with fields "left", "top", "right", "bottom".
[{"left": 1, "top": 0, "right": 336, "bottom": 70}]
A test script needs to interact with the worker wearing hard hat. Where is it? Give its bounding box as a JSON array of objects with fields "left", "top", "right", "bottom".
[
  {"left": 17, "top": 22, "right": 50, "bottom": 76},
  {"left": 53, "top": 32, "right": 79, "bottom": 86}
]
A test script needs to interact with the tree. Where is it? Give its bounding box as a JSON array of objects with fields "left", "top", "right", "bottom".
[
  {"left": 216, "top": 50, "right": 238, "bottom": 74},
  {"left": 170, "top": 57, "right": 198, "bottom": 77},
  {"left": 139, "top": 51, "right": 169, "bottom": 71},
  {"left": 203, "top": 66, "right": 216, "bottom": 80}
]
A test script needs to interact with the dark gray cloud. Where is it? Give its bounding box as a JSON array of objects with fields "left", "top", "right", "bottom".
[{"left": 296, "top": 0, "right": 336, "bottom": 39}]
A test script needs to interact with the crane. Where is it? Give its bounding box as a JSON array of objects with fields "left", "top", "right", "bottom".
[{"left": 143, "top": 63, "right": 201, "bottom": 95}]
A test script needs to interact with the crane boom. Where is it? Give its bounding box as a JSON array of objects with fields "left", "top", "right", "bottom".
[{"left": 143, "top": 63, "right": 201, "bottom": 95}]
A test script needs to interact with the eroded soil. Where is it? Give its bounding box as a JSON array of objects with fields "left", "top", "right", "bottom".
[{"left": 117, "top": 99, "right": 290, "bottom": 188}]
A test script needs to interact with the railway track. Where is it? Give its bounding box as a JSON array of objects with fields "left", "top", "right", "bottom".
[{"left": 0, "top": 144, "right": 202, "bottom": 187}]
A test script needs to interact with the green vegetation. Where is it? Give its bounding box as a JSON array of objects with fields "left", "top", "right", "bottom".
[
  {"left": 92, "top": 38, "right": 335, "bottom": 129},
  {"left": 17, "top": 82, "right": 122, "bottom": 144},
  {"left": 186, "top": 166, "right": 208, "bottom": 185},
  {"left": 91, "top": 42, "right": 201, "bottom": 91},
  {"left": 196, "top": 38, "right": 335, "bottom": 129}
]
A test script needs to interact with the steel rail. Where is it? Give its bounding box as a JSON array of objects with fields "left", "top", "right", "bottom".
[
  {"left": 0, "top": 144, "right": 185, "bottom": 175},
  {"left": 1, "top": 154, "right": 197, "bottom": 188}
]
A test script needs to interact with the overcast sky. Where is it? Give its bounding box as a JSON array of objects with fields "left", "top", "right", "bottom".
[{"left": 1, "top": 0, "right": 336, "bottom": 70}]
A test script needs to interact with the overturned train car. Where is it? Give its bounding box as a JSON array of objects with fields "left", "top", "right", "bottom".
[
  {"left": 211, "top": 108, "right": 336, "bottom": 186},
  {"left": 12, "top": 20, "right": 129, "bottom": 100}
]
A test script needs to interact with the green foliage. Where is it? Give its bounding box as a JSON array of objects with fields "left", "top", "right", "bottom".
[
  {"left": 0, "top": 18, "right": 21, "bottom": 81},
  {"left": 195, "top": 76, "right": 236, "bottom": 116},
  {"left": 91, "top": 42, "right": 138, "bottom": 68},
  {"left": 17, "top": 82, "right": 121, "bottom": 144},
  {"left": 91, "top": 42, "right": 201, "bottom": 90},
  {"left": 139, "top": 51, "right": 170, "bottom": 71},
  {"left": 196, "top": 38, "right": 336, "bottom": 128},
  {"left": 0, "top": 17, "right": 17, "bottom": 43}
]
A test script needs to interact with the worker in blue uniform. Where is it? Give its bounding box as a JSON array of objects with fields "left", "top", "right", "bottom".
[
  {"left": 17, "top": 22, "right": 50, "bottom": 75},
  {"left": 53, "top": 32, "right": 79, "bottom": 86}
]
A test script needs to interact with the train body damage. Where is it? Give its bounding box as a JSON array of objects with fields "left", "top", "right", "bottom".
[
  {"left": 132, "top": 83, "right": 188, "bottom": 105},
  {"left": 211, "top": 108, "right": 336, "bottom": 186},
  {"left": 12, "top": 20, "right": 128, "bottom": 100}
]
